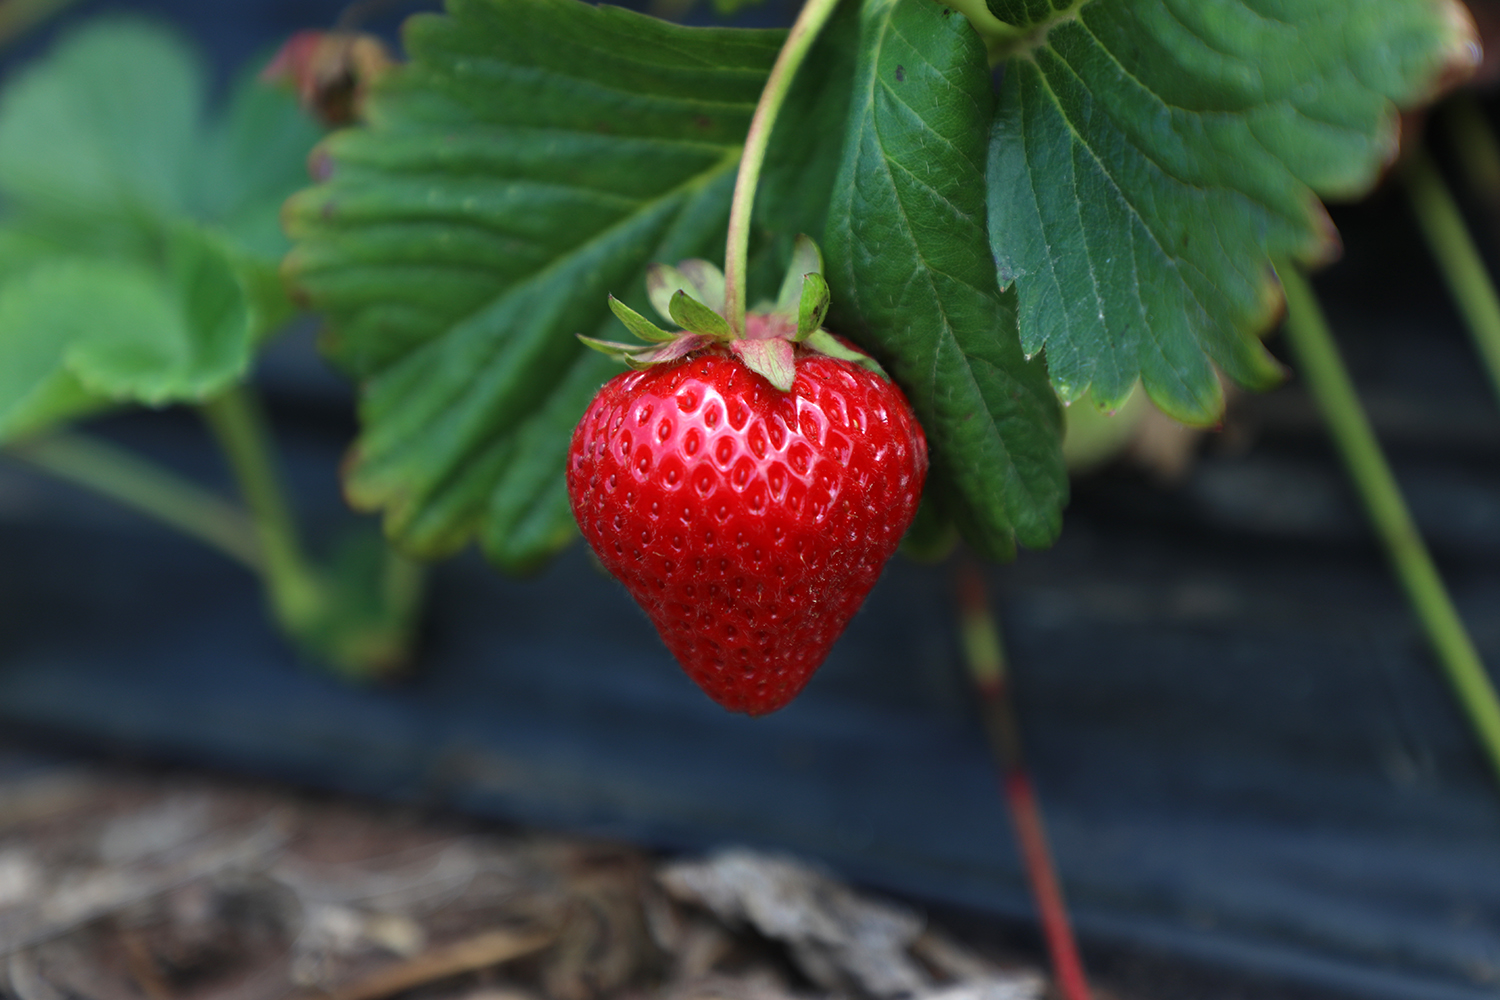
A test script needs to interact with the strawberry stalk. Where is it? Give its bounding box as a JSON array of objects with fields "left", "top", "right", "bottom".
[
  {"left": 955, "top": 558, "right": 1093, "bottom": 1000},
  {"left": 722, "top": 0, "right": 842, "bottom": 337}
]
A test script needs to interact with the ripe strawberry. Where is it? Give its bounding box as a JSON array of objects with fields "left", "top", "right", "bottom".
[{"left": 567, "top": 239, "right": 927, "bottom": 715}]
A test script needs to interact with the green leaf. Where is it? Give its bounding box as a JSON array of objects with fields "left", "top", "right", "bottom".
[
  {"left": 0, "top": 19, "right": 320, "bottom": 438},
  {"left": 0, "top": 19, "right": 201, "bottom": 226},
  {"left": 824, "top": 0, "right": 1066, "bottom": 561},
  {"left": 67, "top": 227, "right": 254, "bottom": 405},
  {"left": 988, "top": 0, "right": 1477, "bottom": 423},
  {"left": 195, "top": 61, "right": 328, "bottom": 261},
  {"left": 0, "top": 228, "right": 256, "bottom": 441},
  {"left": 0, "top": 263, "right": 98, "bottom": 440},
  {"left": 0, "top": 230, "right": 58, "bottom": 281},
  {"left": 484, "top": 350, "right": 624, "bottom": 572},
  {"left": 284, "top": 0, "right": 783, "bottom": 564},
  {"left": 0, "top": 21, "right": 317, "bottom": 255}
]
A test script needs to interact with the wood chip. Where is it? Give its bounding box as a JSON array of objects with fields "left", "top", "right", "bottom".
[{"left": 299, "top": 925, "right": 558, "bottom": 1000}]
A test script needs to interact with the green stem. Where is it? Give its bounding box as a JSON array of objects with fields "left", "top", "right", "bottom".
[
  {"left": 1401, "top": 147, "right": 1500, "bottom": 404},
  {"left": 1280, "top": 265, "right": 1500, "bottom": 786},
  {"left": 722, "top": 0, "right": 842, "bottom": 336},
  {"left": 6, "top": 430, "right": 261, "bottom": 570},
  {"left": 199, "top": 385, "right": 326, "bottom": 639},
  {"left": 1441, "top": 95, "right": 1500, "bottom": 214}
]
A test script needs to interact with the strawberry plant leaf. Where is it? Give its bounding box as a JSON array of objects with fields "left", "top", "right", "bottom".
[
  {"left": 0, "top": 259, "right": 105, "bottom": 440},
  {"left": 0, "top": 19, "right": 320, "bottom": 439},
  {"left": 824, "top": 0, "right": 1066, "bottom": 561},
  {"left": 0, "top": 227, "right": 263, "bottom": 440},
  {"left": 0, "top": 19, "right": 201, "bottom": 227},
  {"left": 987, "top": 0, "right": 1477, "bottom": 423},
  {"left": 65, "top": 228, "right": 258, "bottom": 405},
  {"left": 197, "top": 62, "right": 331, "bottom": 263},
  {"left": 284, "top": 0, "right": 783, "bottom": 564}
]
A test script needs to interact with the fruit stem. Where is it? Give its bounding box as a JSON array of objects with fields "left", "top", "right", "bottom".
[
  {"left": 200, "top": 384, "right": 328, "bottom": 644},
  {"left": 955, "top": 558, "right": 1093, "bottom": 1000},
  {"left": 1280, "top": 264, "right": 1500, "bottom": 788},
  {"left": 722, "top": 0, "right": 842, "bottom": 337},
  {"left": 5, "top": 429, "right": 262, "bottom": 570},
  {"left": 1401, "top": 146, "right": 1500, "bottom": 404}
]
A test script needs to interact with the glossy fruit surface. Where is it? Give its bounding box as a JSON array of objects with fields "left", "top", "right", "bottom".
[{"left": 567, "top": 348, "right": 927, "bottom": 715}]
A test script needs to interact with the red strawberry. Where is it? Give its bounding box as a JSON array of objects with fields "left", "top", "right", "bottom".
[{"left": 566, "top": 239, "right": 927, "bottom": 715}]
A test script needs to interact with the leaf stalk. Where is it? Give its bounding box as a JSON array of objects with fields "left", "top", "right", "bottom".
[
  {"left": 1440, "top": 96, "right": 1500, "bottom": 217},
  {"left": 1280, "top": 265, "right": 1500, "bottom": 788},
  {"left": 5, "top": 429, "right": 262, "bottom": 570},
  {"left": 1401, "top": 147, "right": 1500, "bottom": 403},
  {"left": 199, "top": 385, "right": 328, "bottom": 641},
  {"left": 722, "top": 0, "right": 842, "bottom": 336}
]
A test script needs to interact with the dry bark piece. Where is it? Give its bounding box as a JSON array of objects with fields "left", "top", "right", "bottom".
[
  {"left": 293, "top": 925, "right": 558, "bottom": 1000},
  {"left": 658, "top": 849, "right": 927, "bottom": 998},
  {"left": 657, "top": 850, "right": 1043, "bottom": 1000},
  {"left": 0, "top": 818, "right": 288, "bottom": 954}
]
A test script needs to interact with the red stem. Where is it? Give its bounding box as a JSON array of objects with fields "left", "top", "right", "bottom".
[{"left": 956, "top": 559, "right": 1092, "bottom": 1000}]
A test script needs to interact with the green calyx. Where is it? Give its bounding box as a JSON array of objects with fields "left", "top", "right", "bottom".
[{"left": 577, "top": 235, "right": 885, "bottom": 392}]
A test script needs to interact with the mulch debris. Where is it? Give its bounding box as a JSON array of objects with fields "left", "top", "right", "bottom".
[{"left": 0, "top": 757, "right": 1046, "bottom": 1000}]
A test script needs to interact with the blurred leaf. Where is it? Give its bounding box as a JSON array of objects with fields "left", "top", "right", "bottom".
[
  {"left": 824, "top": 0, "right": 1066, "bottom": 561},
  {"left": 0, "top": 18, "right": 320, "bottom": 440},
  {"left": 285, "top": 0, "right": 783, "bottom": 565},
  {"left": 0, "top": 261, "right": 98, "bottom": 438},
  {"left": 0, "top": 19, "right": 201, "bottom": 226},
  {"left": 67, "top": 228, "right": 257, "bottom": 404},
  {"left": 197, "top": 62, "right": 329, "bottom": 259},
  {"left": 987, "top": 0, "right": 1478, "bottom": 423},
  {"left": 0, "top": 227, "right": 256, "bottom": 438}
]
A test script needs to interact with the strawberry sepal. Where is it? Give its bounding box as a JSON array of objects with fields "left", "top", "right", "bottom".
[
  {"left": 586, "top": 235, "right": 890, "bottom": 391},
  {"left": 730, "top": 338, "right": 797, "bottom": 392},
  {"left": 577, "top": 333, "right": 717, "bottom": 369}
]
